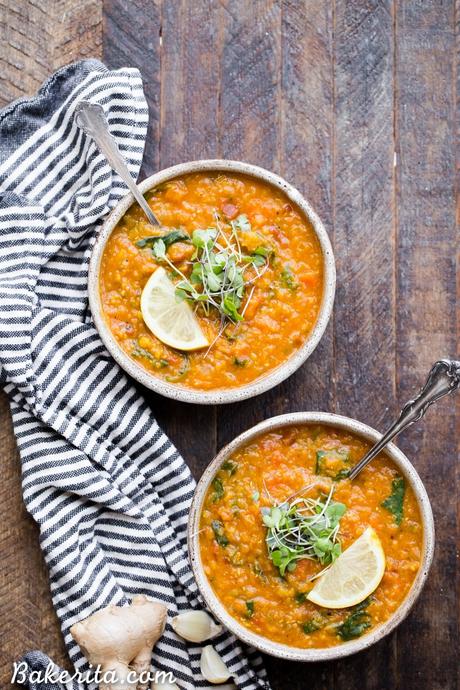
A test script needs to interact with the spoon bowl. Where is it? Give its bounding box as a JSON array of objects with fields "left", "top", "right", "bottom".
[
  {"left": 87, "top": 159, "right": 335, "bottom": 404},
  {"left": 188, "top": 411, "right": 435, "bottom": 661}
]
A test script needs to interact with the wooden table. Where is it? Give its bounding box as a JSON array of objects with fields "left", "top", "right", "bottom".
[{"left": 1, "top": 1, "right": 458, "bottom": 688}]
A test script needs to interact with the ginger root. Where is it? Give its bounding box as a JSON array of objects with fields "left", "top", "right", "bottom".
[{"left": 70, "top": 594, "right": 167, "bottom": 690}]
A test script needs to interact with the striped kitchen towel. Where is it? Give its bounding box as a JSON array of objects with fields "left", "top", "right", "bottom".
[{"left": 0, "top": 59, "right": 269, "bottom": 690}]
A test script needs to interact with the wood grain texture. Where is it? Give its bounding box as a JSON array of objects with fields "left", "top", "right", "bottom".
[
  {"left": 103, "top": 0, "right": 161, "bottom": 176},
  {"left": 0, "top": 0, "right": 102, "bottom": 108},
  {"left": 394, "top": 2, "right": 458, "bottom": 689},
  {"left": 1, "top": 0, "right": 458, "bottom": 688},
  {"left": 159, "top": 0, "right": 223, "bottom": 166},
  {"left": 0, "top": 393, "right": 69, "bottom": 685}
]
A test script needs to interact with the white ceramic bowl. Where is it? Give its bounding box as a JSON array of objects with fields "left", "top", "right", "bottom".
[
  {"left": 188, "top": 412, "right": 435, "bottom": 661},
  {"left": 88, "top": 160, "right": 335, "bottom": 404}
]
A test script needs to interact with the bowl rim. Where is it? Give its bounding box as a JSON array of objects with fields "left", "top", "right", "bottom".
[
  {"left": 88, "top": 159, "right": 336, "bottom": 404},
  {"left": 187, "top": 411, "right": 435, "bottom": 661}
]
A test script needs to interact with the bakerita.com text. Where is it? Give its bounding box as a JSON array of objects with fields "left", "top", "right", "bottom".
[{"left": 12, "top": 661, "right": 176, "bottom": 686}]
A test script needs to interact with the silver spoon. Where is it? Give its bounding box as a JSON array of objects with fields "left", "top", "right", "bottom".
[
  {"left": 74, "top": 101, "right": 161, "bottom": 227},
  {"left": 348, "top": 359, "right": 460, "bottom": 480}
]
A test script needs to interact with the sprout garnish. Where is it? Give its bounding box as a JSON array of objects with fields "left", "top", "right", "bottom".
[
  {"left": 139, "top": 212, "right": 272, "bottom": 328},
  {"left": 261, "top": 485, "right": 347, "bottom": 577}
]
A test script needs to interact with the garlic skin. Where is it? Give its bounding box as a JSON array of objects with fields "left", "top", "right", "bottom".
[
  {"left": 172, "top": 610, "right": 222, "bottom": 643},
  {"left": 200, "top": 645, "right": 231, "bottom": 684}
]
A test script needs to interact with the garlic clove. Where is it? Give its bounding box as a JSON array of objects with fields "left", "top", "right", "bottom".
[
  {"left": 152, "top": 683, "right": 180, "bottom": 690},
  {"left": 171, "top": 610, "right": 222, "bottom": 643},
  {"left": 200, "top": 645, "right": 231, "bottom": 684}
]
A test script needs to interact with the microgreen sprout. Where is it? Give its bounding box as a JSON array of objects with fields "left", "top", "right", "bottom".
[
  {"left": 261, "top": 485, "right": 346, "bottom": 577},
  {"left": 143, "top": 214, "right": 271, "bottom": 325}
]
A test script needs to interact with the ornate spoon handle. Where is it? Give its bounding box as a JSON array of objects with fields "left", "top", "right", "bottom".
[
  {"left": 74, "top": 101, "right": 160, "bottom": 227},
  {"left": 348, "top": 359, "right": 460, "bottom": 480}
]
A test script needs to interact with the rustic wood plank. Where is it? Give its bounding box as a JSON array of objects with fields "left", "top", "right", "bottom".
[
  {"left": 0, "top": 0, "right": 102, "bottom": 108},
  {"left": 103, "top": 0, "right": 161, "bottom": 177},
  {"left": 332, "top": 0, "right": 396, "bottom": 427},
  {"left": 394, "top": 2, "right": 458, "bottom": 688},
  {"left": 331, "top": 1, "right": 399, "bottom": 688},
  {"left": 219, "top": 1, "right": 281, "bottom": 169},
  {"left": 0, "top": 392, "right": 69, "bottom": 685},
  {"left": 159, "top": 0, "right": 223, "bottom": 165}
]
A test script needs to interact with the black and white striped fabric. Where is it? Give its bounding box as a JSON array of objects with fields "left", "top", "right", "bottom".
[{"left": 0, "top": 60, "right": 269, "bottom": 690}]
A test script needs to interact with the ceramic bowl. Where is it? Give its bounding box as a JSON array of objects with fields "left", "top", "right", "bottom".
[
  {"left": 88, "top": 160, "right": 335, "bottom": 404},
  {"left": 188, "top": 411, "right": 435, "bottom": 661}
]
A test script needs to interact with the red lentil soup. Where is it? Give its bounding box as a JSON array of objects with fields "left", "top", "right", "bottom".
[
  {"left": 199, "top": 425, "right": 423, "bottom": 649},
  {"left": 99, "top": 172, "right": 324, "bottom": 390}
]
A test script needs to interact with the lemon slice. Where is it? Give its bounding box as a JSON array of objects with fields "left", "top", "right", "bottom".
[
  {"left": 140, "top": 267, "right": 209, "bottom": 351},
  {"left": 307, "top": 527, "right": 385, "bottom": 609}
]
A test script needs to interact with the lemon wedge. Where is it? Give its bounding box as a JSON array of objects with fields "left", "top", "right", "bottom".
[
  {"left": 140, "top": 267, "right": 209, "bottom": 351},
  {"left": 307, "top": 527, "right": 385, "bottom": 609}
]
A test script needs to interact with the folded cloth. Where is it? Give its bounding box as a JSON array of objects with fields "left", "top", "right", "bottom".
[{"left": 0, "top": 60, "right": 269, "bottom": 690}]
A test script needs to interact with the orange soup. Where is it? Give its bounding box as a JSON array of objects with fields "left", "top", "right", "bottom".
[
  {"left": 99, "top": 172, "right": 323, "bottom": 390},
  {"left": 199, "top": 425, "right": 423, "bottom": 648}
]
